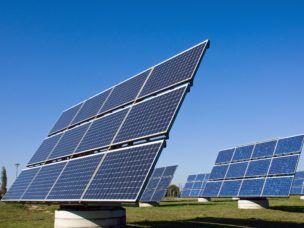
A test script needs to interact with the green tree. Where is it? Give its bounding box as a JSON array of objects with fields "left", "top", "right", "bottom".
[
  {"left": 0, "top": 167, "right": 7, "bottom": 199},
  {"left": 166, "top": 184, "right": 180, "bottom": 198}
]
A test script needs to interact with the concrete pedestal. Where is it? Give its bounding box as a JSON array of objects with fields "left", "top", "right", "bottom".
[
  {"left": 138, "top": 202, "right": 159, "bottom": 207},
  {"left": 232, "top": 197, "right": 240, "bottom": 200},
  {"left": 198, "top": 197, "right": 211, "bottom": 203},
  {"left": 238, "top": 198, "right": 269, "bottom": 209},
  {"left": 54, "top": 205, "right": 126, "bottom": 228},
  {"left": 300, "top": 196, "right": 304, "bottom": 200}
]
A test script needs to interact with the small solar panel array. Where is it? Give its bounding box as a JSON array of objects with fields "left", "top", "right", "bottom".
[
  {"left": 181, "top": 173, "right": 210, "bottom": 197},
  {"left": 140, "top": 165, "right": 177, "bottom": 203},
  {"left": 290, "top": 171, "right": 304, "bottom": 195},
  {"left": 3, "top": 40, "right": 209, "bottom": 203},
  {"left": 202, "top": 135, "right": 304, "bottom": 198}
]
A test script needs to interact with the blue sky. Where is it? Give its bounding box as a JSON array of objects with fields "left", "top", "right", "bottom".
[{"left": 1, "top": 0, "right": 304, "bottom": 187}]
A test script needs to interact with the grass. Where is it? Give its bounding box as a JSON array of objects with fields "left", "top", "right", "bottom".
[{"left": 0, "top": 197, "right": 303, "bottom": 227}]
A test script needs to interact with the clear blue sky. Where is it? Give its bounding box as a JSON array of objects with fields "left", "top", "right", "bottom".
[{"left": 1, "top": 1, "right": 304, "bottom": 188}]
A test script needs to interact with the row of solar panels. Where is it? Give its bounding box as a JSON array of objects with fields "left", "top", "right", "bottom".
[
  {"left": 28, "top": 85, "right": 188, "bottom": 165},
  {"left": 49, "top": 42, "right": 208, "bottom": 136},
  {"left": 181, "top": 135, "right": 304, "bottom": 198},
  {"left": 4, "top": 141, "right": 164, "bottom": 202},
  {"left": 291, "top": 171, "right": 304, "bottom": 195},
  {"left": 181, "top": 173, "right": 210, "bottom": 197}
]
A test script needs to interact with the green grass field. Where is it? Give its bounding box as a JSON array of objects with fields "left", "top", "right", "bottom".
[{"left": 0, "top": 197, "right": 303, "bottom": 227}]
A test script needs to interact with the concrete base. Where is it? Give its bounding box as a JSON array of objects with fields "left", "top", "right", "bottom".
[
  {"left": 300, "top": 196, "right": 304, "bottom": 200},
  {"left": 138, "top": 202, "right": 159, "bottom": 207},
  {"left": 54, "top": 205, "right": 126, "bottom": 228},
  {"left": 232, "top": 197, "right": 240, "bottom": 200},
  {"left": 198, "top": 197, "right": 211, "bottom": 203},
  {"left": 238, "top": 198, "right": 269, "bottom": 209}
]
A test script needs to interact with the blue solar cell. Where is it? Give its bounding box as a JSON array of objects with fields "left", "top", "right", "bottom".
[
  {"left": 48, "top": 123, "right": 90, "bottom": 160},
  {"left": 157, "top": 177, "right": 172, "bottom": 189},
  {"left": 292, "top": 179, "right": 304, "bottom": 186},
  {"left": 226, "top": 162, "right": 248, "bottom": 179},
  {"left": 28, "top": 133, "right": 63, "bottom": 165},
  {"left": 22, "top": 162, "right": 66, "bottom": 200},
  {"left": 209, "top": 165, "right": 229, "bottom": 180},
  {"left": 114, "top": 86, "right": 187, "bottom": 144},
  {"left": 181, "top": 190, "right": 191, "bottom": 197},
  {"left": 83, "top": 141, "right": 164, "bottom": 201},
  {"left": 76, "top": 109, "right": 129, "bottom": 153},
  {"left": 205, "top": 174, "right": 210, "bottom": 180},
  {"left": 251, "top": 140, "right": 277, "bottom": 159},
  {"left": 196, "top": 174, "right": 205, "bottom": 181},
  {"left": 193, "top": 181, "right": 203, "bottom": 189},
  {"left": 99, "top": 70, "right": 151, "bottom": 114},
  {"left": 49, "top": 103, "right": 83, "bottom": 135},
  {"left": 275, "top": 135, "right": 304, "bottom": 155},
  {"left": 238, "top": 178, "right": 265, "bottom": 197},
  {"left": 71, "top": 89, "right": 112, "bottom": 125},
  {"left": 290, "top": 187, "right": 302, "bottom": 195},
  {"left": 219, "top": 180, "right": 242, "bottom": 197},
  {"left": 262, "top": 176, "right": 293, "bottom": 197},
  {"left": 153, "top": 167, "right": 166, "bottom": 177},
  {"left": 139, "top": 41, "right": 208, "bottom": 98},
  {"left": 47, "top": 154, "right": 103, "bottom": 200},
  {"left": 269, "top": 155, "right": 299, "bottom": 175},
  {"left": 140, "top": 190, "right": 154, "bottom": 202},
  {"left": 215, "top": 149, "right": 235, "bottom": 164},
  {"left": 295, "top": 171, "right": 304, "bottom": 178},
  {"left": 163, "top": 166, "right": 177, "bottom": 177},
  {"left": 187, "top": 175, "right": 197, "bottom": 182},
  {"left": 245, "top": 159, "right": 271, "bottom": 177},
  {"left": 184, "top": 182, "right": 194, "bottom": 189},
  {"left": 202, "top": 181, "right": 222, "bottom": 197},
  {"left": 2, "top": 168, "right": 40, "bottom": 200},
  {"left": 232, "top": 145, "right": 254, "bottom": 161},
  {"left": 189, "top": 189, "right": 200, "bottom": 197},
  {"left": 146, "top": 178, "right": 161, "bottom": 189},
  {"left": 151, "top": 189, "right": 167, "bottom": 202}
]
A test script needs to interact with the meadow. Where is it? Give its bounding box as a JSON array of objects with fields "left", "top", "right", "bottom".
[{"left": 0, "top": 197, "right": 303, "bottom": 227}]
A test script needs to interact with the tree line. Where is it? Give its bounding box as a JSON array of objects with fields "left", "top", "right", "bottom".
[{"left": 0, "top": 167, "right": 7, "bottom": 199}]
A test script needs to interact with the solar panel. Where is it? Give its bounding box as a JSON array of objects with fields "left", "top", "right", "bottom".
[
  {"left": 49, "top": 103, "right": 83, "bottom": 135},
  {"left": 28, "top": 133, "right": 63, "bottom": 165},
  {"left": 113, "top": 85, "right": 188, "bottom": 145},
  {"left": 99, "top": 70, "right": 151, "bottom": 114},
  {"left": 3, "top": 40, "right": 210, "bottom": 203},
  {"left": 139, "top": 41, "right": 208, "bottom": 99},
  {"left": 140, "top": 165, "right": 177, "bottom": 203},
  {"left": 71, "top": 89, "right": 112, "bottom": 125},
  {"left": 290, "top": 171, "right": 304, "bottom": 195},
  {"left": 181, "top": 173, "right": 210, "bottom": 198},
  {"left": 202, "top": 135, "right": 304, "bottom": 198}
]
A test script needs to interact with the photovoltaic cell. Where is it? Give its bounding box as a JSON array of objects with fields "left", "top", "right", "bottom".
[
  {"left": 187, "top": 175, "right": 196, "bottom": 182},
  {"left": 245, "top": 159, "right": 271, "bottom": 177},
  {"left": 262, "top": 176, "right": 293, "bottom": 197},
  {"left": 99, "top": 70, "right": 151, "bottom": 114},
  {"left": 232, "top": 145, "right": 254, "bottom": 162},
  {"left": 202, "top": 181, "right": 222, "bottom": 197},
  {"left": 219, "top": 180, "right": 242, "bottom": 197},
  {"left": 209, "top": 165, "right": 229, "bottom": 180},
  {"left": 48, "top": 123, "right": 90, "bottom": 160},
  {"left": 2, "top": 168, "right": 40, "bottom": 200},
  {"left": 251, "top": 140, "right": 276, "bottom": 159},
  {"left": 75, "top": 109, "right": 129, "bottom": 153},
  {"left": 238, "top": 178, "right": 265, "bottom": 197},
  {"left": 215, "top": 149, "right": 234, "bottom": 164},
  {"left": 114, "top": 86, "right": 187, "bottom": 144},
  {"left": 22, "top": 162, "right": 66, "bottom": 200},
  {"left": 139, "top": 41, "right": 208, "bottom": 98},
  {"left": 225, "top": 162, "right": 248, "bottom": 179},
  {"left": 268, "top": 155, "right": 299, "bottom": 175},
  {"left": 181, "top": 173, "right": 210, "bottom": 198},
  {"left": 28, "top": 133, "right": 63, "bottom": 165},
  {"left": 275, "top": 135, "right": 304, "bottom": 155},
  {"left": 49, "top": 103, "right": 83, "bottom": 135},
  {"left": 47, "top": 154, "right": 103, "bottom": 200},
  {"left": 83, "top": 141, "right": 164, "bottom": 201},
  {"left": 71, "top": 89, "right": 112, "bottom": 125}
]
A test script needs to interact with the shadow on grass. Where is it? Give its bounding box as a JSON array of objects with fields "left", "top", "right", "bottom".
[
  {"left": 128, "top": 217, "right": 303, "bottom": 228},
  {"left": 270, "top": 205, "right": 304, "bottom": 213}
]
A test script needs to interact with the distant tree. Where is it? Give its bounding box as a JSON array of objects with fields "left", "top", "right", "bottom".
[
  {"left": 166, "top": 184, "right": 180, "bottom": 198},
  {"left": 0, "top": 167, "right": 7, "bottom": 199}
]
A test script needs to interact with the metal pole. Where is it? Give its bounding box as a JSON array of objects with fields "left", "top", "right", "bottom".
[{"left": 15, "top": 163, "right": 20, "bottom": 178}]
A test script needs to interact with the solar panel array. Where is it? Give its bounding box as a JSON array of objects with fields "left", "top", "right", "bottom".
[
  {"left": 3, "top": 40, "right": 209, "bottom": 203},
  {"left": 181, "top": 173, "right": 210, "bottom": 197},
  {"left": 290, "top": 171, "right": 304, "bottom": 195},
  {"left": 202, "top": 135, "right": 304, "bottom": 198},
  {"left": 140, "top": 165, "right": 177, "bottom": 203}
]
